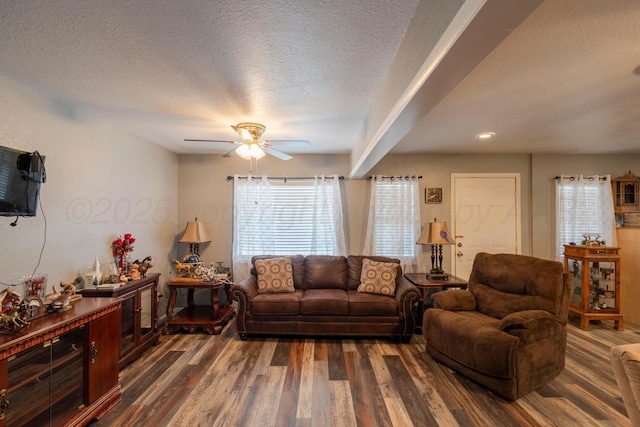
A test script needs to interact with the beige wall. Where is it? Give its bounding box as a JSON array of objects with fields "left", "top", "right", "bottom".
[
  {"left": 177, "top": 151, "right": 640, "bottom": 277},
  {"left": 0, "top": 76, "right": 179, "bottom": 314},
  {"left": 4, "top": 70, "right": 640, "bottom": 320}
]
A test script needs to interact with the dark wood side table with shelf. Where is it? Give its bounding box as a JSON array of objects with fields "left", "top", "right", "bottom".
[
  {"left": 165, "top": 276, "right": 235, "bottom": 334},
  {"left": 81, "top": 273, "right": 160, "bottom": 369},
  {"left": 404, "top": 273, "right": 468, "bottom": 334}
]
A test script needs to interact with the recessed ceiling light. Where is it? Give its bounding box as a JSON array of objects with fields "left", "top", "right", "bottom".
[{"left": 475, "top": 132, "right": 496, "bottom": 140}]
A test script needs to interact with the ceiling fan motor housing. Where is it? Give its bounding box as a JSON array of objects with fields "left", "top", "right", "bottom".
[{"left": 235, "top": 122, "right": 266, "bottom": 141}]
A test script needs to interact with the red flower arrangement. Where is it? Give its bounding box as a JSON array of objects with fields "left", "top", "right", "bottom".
[{"left": 112, "top": 233, "right": 135, "bottom": 269}]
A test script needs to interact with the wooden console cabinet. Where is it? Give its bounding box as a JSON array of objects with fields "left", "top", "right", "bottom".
[
  {"left": 82, "top": 273, "right": 160, "bottom": 369},
  {"left": 0, "top": 298, "right": 121, "bottom": 426},
  {"left": 563, "top": 244, "right": 623, "bottom": 330}
]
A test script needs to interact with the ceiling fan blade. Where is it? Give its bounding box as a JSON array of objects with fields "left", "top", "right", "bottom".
[
  {"left": 222, "top": 147, "right": 238, "bottom": 158},
  {"left": 263, "top": 147, "right": 292, "bottom": 161},
  {"left": 263, "top": 140, "right": 311, "bottom": 149},
  {"left": 183, "top": 139, "right": 240, "bottom": 144}
]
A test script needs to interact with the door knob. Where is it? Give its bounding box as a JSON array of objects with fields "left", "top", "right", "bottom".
[
  {"left": 457, "top": 251, "right": 464, "bottom": 257},
  {"left": 457, "top": 242, "right": 463, "bottom": 247}
]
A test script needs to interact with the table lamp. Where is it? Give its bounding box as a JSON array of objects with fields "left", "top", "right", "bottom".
[
  {"left": 178, "top": 217, "right": 211, "bottom": 262},
  {"left": 416, "top": 219, "right": 454, "bottom": 280}
]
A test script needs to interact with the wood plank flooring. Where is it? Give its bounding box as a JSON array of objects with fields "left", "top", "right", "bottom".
[{"left": 91, "top": 318, "right": 639, "bottom": 427}]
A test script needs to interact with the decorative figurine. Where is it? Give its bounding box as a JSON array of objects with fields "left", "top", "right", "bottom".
[{"left": 134, "top": 256, "right": 153, "bottom": 278}]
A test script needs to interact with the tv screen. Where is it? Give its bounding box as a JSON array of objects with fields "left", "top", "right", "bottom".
[{"left": 0, "top": 145, "right": 45, "bottom": 217}]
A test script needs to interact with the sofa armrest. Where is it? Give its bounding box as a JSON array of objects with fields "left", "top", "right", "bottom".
[
  {"left": 499, "top": 309, "right": 559, "bottom": 342},
  {"left": 432, "top": 289, "right": 476, "bottom": 311},
  {"left": 394, "top": 277, "right": 420, "bottom": 337}
]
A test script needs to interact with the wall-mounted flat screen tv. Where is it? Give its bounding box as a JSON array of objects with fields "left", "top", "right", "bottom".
[{"left": 0, "top": 145, "right": 46, "bottom": 217}]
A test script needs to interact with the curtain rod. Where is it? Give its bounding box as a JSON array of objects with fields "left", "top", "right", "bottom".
[
  {"left": 554, "top": 176, "right": 607, "bottom": 181},
  {"left": 227, "top": 175, "right": 345, "bottom": 182},
  {"left": 367, "top": 175, "right": 422, "bottom": 180}
]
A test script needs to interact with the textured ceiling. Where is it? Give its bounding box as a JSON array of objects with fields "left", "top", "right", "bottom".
[{"left": 1, "top": 0, "right": 639, "bottom": 176}]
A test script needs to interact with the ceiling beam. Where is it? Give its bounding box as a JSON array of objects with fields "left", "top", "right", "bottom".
[{"left": 349, "top": 0, "right": 543, "bottom": 178}]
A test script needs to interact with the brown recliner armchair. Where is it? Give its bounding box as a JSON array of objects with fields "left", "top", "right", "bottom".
[{"left": 423, "top": 252, "right": 572, "bottom": 401}]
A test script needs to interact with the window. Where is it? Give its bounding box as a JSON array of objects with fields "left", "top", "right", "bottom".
[
  {"left": 363, "top": 176, "right": 422, "bottom": 273},
  {"left": 556, "top": 175, "right": 616, "bottom": 260},
  {"left": 232, "top": 175, "right": 346, "bottom": 278}
]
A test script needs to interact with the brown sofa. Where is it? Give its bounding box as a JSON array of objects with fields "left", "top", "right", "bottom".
[
  {"left": 423, "top": 252, "right": 572, "bottom": 401},
  {"left": 231, "top": 255, "right": 420, "bottom": 342}
]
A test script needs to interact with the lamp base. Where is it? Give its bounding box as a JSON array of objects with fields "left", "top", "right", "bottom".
[{"left": 426, "top": 272, "right": 449, "bottom": 281}]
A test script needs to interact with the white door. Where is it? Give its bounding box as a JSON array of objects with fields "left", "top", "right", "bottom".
[{"left": 451, "top": 174, "right": 521, "bottom": 279}]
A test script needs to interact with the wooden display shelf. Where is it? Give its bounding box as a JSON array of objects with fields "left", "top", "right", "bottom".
[{"left": 563, "top": 244, "right": 623, "bottom": 330}]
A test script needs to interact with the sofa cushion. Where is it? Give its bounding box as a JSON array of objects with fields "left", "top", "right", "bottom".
[
  {"left": 252, "top": 255, "right": 305, "bottom": 288},
  {"left": 252, "top": 290, "right": 303, "bottom": 315},
  {"left": 255, "top": 257, "right": 295, "bottom": 294},
  {"left": 300, "top": 289, "right": 349, "bottom": 315},
  {"left": 357, "top": 258, "right": 397, "bottom": 296},
  {"left": 347, "top": 290, "right": 398, "bottom": 316},
  {"left": 347, "top": 255, "right": 402, "bottom": 291},
  {"left": 302, "top": 255, "right": 348, "bottom": 290}
]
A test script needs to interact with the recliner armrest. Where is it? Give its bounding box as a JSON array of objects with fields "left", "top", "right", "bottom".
[
  {"left": 432, "top": 289, "right": 476, "bottom": 311},
  {"left": 499, "top": 309, "right": 559, "bottom": 342}
]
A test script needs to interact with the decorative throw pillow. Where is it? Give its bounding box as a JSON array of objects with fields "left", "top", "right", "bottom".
[
  {"left": 357, "top": 258, "right": 397, "bottom": 296},
  {"left": 255, "top": 257, "right": 295, "bottom": 294}
]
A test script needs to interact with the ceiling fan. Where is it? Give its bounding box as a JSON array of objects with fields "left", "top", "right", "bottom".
[{"left": 184, "top": 122, "right": 310, "bottom": 160}]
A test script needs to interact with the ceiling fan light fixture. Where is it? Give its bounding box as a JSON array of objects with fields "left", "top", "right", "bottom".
[
  {"left": 249, "top": 143, "right": 265, "bottom": 159},
  {"left": 236, "top": 143, "right": 265, "bottom": 159},
  {"left": 236, "top": 143, "right": 252, "bottom": 159},
  {"left": 475, "top": 131, "right": 496, "bottom": 140}
]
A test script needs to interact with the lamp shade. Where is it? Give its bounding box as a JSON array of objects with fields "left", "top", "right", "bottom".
[
  {"left": 179, "top": 218, "right": 211, "bottom": 244},
  {"left": 416, "top": 221, "right": 454, "bottom": 245}
]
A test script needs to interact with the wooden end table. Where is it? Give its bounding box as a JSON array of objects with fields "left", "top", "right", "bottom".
[
  {"left": 166, "top": 276, "right": 235, "bottom": 334},
  {"left": 404, "top": 272, "right": 468, "bottom": 334}
]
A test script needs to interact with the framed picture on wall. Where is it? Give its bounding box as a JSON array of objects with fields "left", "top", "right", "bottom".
[{"left": 426, "top": 187, "right": 443, "bottom": 204}]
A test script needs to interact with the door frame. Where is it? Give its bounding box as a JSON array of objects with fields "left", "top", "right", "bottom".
[{"left": 450, "top": 173, "right": 522, "bottom": 277}]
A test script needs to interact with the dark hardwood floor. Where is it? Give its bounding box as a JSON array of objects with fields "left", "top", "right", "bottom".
[{"left": 92, "top": 317, "right": 638, "bottom": 427}]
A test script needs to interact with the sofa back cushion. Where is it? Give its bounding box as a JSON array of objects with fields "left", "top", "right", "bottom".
[
  {"left": 469, "top": 252, "right": 567, "bottom": 320},
  {"left": 252, "top": 255, "right": 305, "bottom": 288},
  {"left": 302, "top": 255, "right": 348, "bottom": 290},
  {"left": 347, "top": 255, "right": 402, "bottom": 291}
]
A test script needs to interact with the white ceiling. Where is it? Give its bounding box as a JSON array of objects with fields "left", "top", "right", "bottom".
[{"left": 1, "top": 0, "right": 639, "bottom": 177}]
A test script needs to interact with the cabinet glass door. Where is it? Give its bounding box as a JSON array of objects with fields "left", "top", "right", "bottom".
[
  {"left": 139, "top": 285, "right": 153, "bottom": 341},
  {"left": 6, "top": 344, "right": 51, "bottom": 426},
  {"left": 592, "top": 261, "right": 616, "bottom": 311},
  {"left": 120, "top": 294, "right": 136, "bottom": 354},
  {"left": 6, "top": 328, "right": 85, "bottom": 427},
  {"left": 568, "top": 258, "right": 617, "bottom": 311},
  {"left": 50, "top": 328, "right": 85, "bottom": 426}
]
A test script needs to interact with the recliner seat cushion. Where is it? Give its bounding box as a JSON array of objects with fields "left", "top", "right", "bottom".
[{"left": 425, "top": 309, "right": 518, "bottom": 379}]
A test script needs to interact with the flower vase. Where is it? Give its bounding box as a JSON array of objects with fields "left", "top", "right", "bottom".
[{"left": 116, "top": 255, "right": 128, "bottom": 273}]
